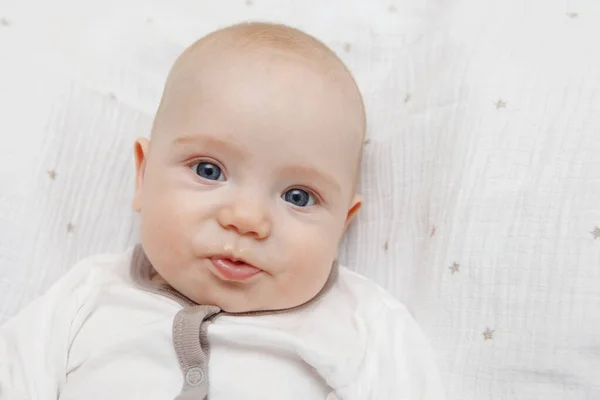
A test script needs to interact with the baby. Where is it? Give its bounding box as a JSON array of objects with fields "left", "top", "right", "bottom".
[{"left": 0, "top": 22, "right": 445, "bottom": 399}]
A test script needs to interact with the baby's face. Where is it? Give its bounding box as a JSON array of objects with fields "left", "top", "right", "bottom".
[{"left": 133, "top": 49, "right": 363, "bottom": 312}]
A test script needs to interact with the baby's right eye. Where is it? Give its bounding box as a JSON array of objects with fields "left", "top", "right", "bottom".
[{"left": 191, "top": 162, "right": 225, "bottom": 181}]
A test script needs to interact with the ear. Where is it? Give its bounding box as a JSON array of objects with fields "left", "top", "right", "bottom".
[
  {"left": 132, "top": 137, "right": 150, "bottom": 212},
  {"left": 344, "top": 194, "right": 363, "bottom": 231}
]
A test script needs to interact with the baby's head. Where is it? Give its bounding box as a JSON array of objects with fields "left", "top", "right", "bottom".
[{"left": 132, "top": 22, "right": 365, "bottom": 312}]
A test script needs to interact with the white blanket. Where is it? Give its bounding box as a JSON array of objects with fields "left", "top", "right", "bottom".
[{"left": 1, "top": 0, "right": 599, "bottom": 398}]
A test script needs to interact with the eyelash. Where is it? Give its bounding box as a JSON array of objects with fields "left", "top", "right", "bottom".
[
  {"left": 188, "top": 158, "right": 227, "bottom": 180},
  {"left": 186, "top": 158, "right": 325, "bottom": 206},
  {"left": 284, "top": 185, "right": 324, "bottom": 207}
]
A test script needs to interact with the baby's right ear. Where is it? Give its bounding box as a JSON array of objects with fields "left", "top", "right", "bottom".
[{"left": 132, "top": 138, "right": 150, "bottom": 212}]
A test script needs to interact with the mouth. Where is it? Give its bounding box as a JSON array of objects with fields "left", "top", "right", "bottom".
[{"left": 209, "top": 255, "right": 262, "bottom": 282}]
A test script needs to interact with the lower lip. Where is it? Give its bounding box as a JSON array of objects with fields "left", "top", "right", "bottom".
[{"left": 210, "top": 258, "right": 262, "bottom": 281}]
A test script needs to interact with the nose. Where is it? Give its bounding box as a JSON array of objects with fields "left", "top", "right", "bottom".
[{"left": 217, "top": 196, "right": 271, "bottom": 239}]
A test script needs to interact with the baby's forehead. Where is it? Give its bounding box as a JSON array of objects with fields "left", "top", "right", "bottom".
[
  {"left": 169, "top": 25, "right": 362, "bottom": 108},
  {"left": 160, "top": 50, "right": 362, "bottom": 132},
  {"left": 175, "top": 44, "right": 352, "bottom": 102},
  {"left": 153, "top": 23, "right": 365, "bottom": 176}
]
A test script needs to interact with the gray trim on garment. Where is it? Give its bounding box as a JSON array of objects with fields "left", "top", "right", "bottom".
[{"left": 130, "top": 244, "right": 338, "bottom": 399}]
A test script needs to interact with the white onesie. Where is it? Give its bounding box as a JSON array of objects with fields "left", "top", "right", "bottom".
[{"left": 0, "top": 246, "right": 446, "bottom": 399}]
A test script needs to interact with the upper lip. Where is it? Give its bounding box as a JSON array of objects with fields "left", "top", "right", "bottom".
[{"left": 210, "top": 253, "right": 259, "bottom": 269}]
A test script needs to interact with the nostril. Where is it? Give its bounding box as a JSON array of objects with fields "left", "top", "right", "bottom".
[{"left": 217, "top": 208, "right": 270, "bottom": 239}]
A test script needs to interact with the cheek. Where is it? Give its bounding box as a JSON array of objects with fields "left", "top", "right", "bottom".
[
  {"left": 274, "top": 229, "right": 337, "bottom": 307},
  {"left": 280, "top": 219, "right": 340, "bottom": 283},
  {"left": 139, "top": 166, "right": 224, "bottom": 255},
  {"left": 139, "top": 186, "right": 197, "bottom": 282},
  {"left": 139, "top": 171, "right": 196, "bottom": 253},
  {"left": 279, "top": 208, "right": 347, "bottom": 262}
]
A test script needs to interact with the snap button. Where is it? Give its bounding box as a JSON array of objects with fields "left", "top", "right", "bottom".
[{"left": 185, "top": 367, "right": 205, "bottom": 387}]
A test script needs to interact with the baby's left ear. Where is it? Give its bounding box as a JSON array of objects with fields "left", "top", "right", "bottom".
[{"left": 344, "top": 194, "right": 363, "bottom": 231}]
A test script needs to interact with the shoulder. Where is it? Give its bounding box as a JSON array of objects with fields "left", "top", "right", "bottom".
[
  {"left": 335, "top": 265, "right": 431, "bottom": 349},
  {"left": 326, "top": 266, "right": 421, "bottom": 367},
  {"left": 333, "top": 266, "right": 446, "bottom": 399},
  {"left": 335, "top": 266, "right": 410, "bottom": 317},
  {"left": 36, "top": 246, "right": 141, "bottom": 314},
  {"left": 67, "top": 246, "right": 136, "bottom": 287}
]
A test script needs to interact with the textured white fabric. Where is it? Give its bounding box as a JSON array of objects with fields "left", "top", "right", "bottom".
[
  {"left": 0, "top": 0, "right": 599, "bottom": 399},
  {"left": 0, "top": 248, "right": 445, "bottom": 399}
]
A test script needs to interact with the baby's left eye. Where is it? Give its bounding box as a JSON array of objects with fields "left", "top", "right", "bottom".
[{"left": 282, "top": 188, "right": 316, "bottom": 207}]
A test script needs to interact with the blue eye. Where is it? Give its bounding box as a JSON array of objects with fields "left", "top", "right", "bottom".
[
  {"left": 193, "top": 162, "right": 224, "bottom": 181},
  {"left": 283, "top": 188, "right": 316, "bottom": 207}
]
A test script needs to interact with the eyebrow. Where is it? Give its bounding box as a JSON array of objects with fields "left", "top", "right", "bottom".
[
  {"left": 172, "top": 134, "right": 246, "bottom": 159},
  {"left": 283, "top": 165, "right": 341, "bottom": 194}
]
